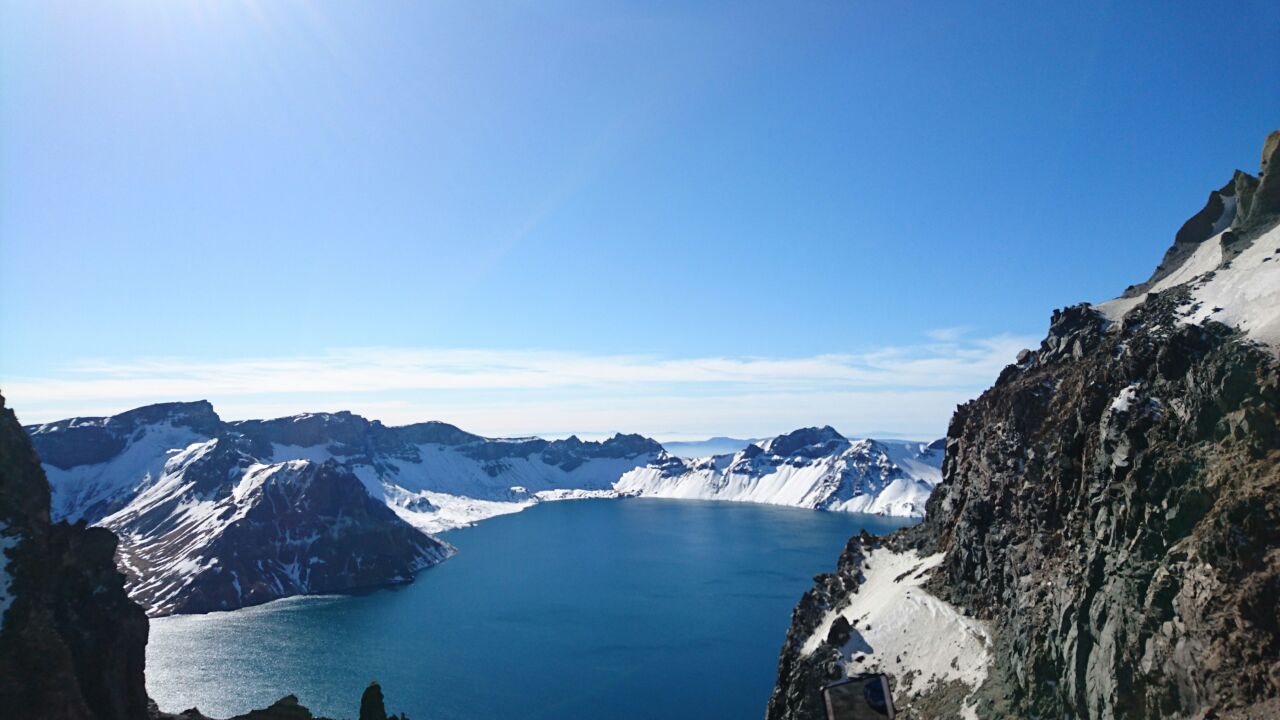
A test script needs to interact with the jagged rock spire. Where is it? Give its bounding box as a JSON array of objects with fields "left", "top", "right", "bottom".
[{"left": 359, "top": 681, "right": 388, "bottom": 720}]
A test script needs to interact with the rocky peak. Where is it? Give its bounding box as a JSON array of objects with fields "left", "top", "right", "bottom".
[
  {"left": 386, "top": 420, "right": 482, "bottom": 448},
  {"left": 596, "top": 433, "right": 664, "bottom": 458},
  {"left": 232, "top": 412, "right": 375, "bottom": 455},
  {"left": 26, "top": 400, "right": 222, "bottom": 471},
  {"left": 764, "top": 426, "right": 847, "bottom": 458},
  {"left": 1032, "top": 303, "right": 1109, "bottom": 366},
  {"left": 117, "top": 400, "right": 222, "bottom": 434},
  {"left": 1238, "top": 128, "right": 1280, "bottom": 233},
  {"left": 1136, "top": 130, "right": 1280, "bottom": 298}
]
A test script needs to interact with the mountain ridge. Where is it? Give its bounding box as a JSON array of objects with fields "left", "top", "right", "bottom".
[{"left": 27, "top": 405, "right": 942, "bottom": 615}]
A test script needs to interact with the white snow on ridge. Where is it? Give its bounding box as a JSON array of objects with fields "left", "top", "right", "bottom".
[
  {"left": 1098, "top": 224, "right": 1280, "bottom": 352},
  {"left": 385, "top": 489, "right": 534, "bottom": 534},
  {"left": 269, "top": 443, "right": 338, "bottom": 464},
  {"left": 43, "top": 422, "right": 210, "bottom": 522},
  {"left": 616, "top": 437, "right": 941, "bottom": 518},
  {"left": 381, "top": 446, "right": 650, "bottom": 498},
  {"left": 800, "top": 548, "right": 993, "bottom": 704},
  {"left": 39, "top": 414, "right": 944, "bottom": 541},
  {"left": 1179, "top": 223, "right": 1280, "bottom": 350},
  {"left": 344, "top": 444, "right": 661, "bottom": 532},
  {"left": 377, "top": 488, "right": 625, "bottom": 534}
]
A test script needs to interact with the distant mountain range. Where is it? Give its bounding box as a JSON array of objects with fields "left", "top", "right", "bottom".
[
  {"left": 25, "top": 405, "right": 941, "bottom": 616},
  {"left": 659, "top": 436, "right": 767, "bottom": 458},
  {"left": 620, "top": 428, "right": 942, "bottom": 517}
]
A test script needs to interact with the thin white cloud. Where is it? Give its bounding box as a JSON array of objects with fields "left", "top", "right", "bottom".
[{"left": 2, "top": 333, "right": 1038, "bottom": 438}]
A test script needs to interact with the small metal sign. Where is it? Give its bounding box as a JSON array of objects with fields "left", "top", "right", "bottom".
[{"left": 822, "top": 673, "right": 896, "bottom": 720}]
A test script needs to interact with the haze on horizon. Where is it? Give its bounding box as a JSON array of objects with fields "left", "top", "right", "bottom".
[{"left": 2, "top": 1, "right": 1278, "bottom": 439}]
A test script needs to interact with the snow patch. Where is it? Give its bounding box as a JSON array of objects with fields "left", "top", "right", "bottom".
[
  {"left": 1178, "top": 223, "right": 1280, "bottom": 350},
  {"left": 1098, "top": 224, "right": 1280, "bottom": 352},
  {"left": 800, "top": 548, "right": 993, "bottom": 703},
  {"left": 0, "top": 523, "right": 20, "bottom": 628},
  {"left": 1110, "top": 383, "right": 1142, "bottom": 414}
]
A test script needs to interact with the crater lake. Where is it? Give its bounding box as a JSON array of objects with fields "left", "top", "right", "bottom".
[{"left": 147, "top": 498, "right": 913, "bottom": 720}]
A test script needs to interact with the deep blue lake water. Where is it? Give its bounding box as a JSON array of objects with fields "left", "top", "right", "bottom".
[{"left": 147, "top": 498, "right": 912, "bottom": 720}]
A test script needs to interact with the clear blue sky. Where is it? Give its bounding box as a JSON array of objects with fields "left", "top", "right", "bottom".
[{"left": 2, "top": 1, "right": 1278, "bottom": 438}]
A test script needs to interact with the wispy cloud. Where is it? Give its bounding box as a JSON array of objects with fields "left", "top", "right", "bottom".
[{"left": 2, "top": 333, "right": 1037, "bottom": 439}]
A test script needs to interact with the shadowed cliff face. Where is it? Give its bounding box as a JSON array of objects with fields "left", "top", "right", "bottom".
[
  {"left": 768, "top": 135, "right": 1280, "bottom": 720},
  {"left": 0, "top": 392, "right": 150, "bottom": 720}
]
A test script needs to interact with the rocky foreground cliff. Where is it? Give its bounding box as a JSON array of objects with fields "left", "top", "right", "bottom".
[{"left": 767, "top": 134, "right": 1280, "bottom": 719}]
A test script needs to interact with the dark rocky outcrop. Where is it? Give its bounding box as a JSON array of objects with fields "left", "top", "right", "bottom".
[
  {"left": 146, "top": 682, "right": 408, "bottom": 720},
  {"left": 768, "top": 135, "right": 1280, "bottom": 719},
  {"left": 765, "top": 426, "right": 847, "bottom": 459},
  {"left": 0, "top": 392, "right": 150, "bottom": 720},
  {"left": 919, "top": 292, "right": 1279, "bottom": 718},
  {"left": 358, "top": 682, "right": 387, "bottom": 720}
]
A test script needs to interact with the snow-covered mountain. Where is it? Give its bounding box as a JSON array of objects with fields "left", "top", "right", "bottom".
[
  {"left": 617, "top": 427, "right": 943, "bottom": 517},
  {"left": 25, "top": 403, "right": 666, "bottom": 613},
  {"left": 223, "top": 410, "right": 667, "bottom": 532},
  {"left": 28, "top": 403, "right": 453, "bottom": 615},
  {"left": 27, "top": 402, "right": 942, "bottom": 614}
]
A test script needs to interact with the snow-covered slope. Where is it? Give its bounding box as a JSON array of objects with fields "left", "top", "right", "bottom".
[
  {"left": 225, "top": 411, "right": 667, "bottom": 533},
  {"left": 617, "top": 427, "right": 943, "bottom": 517},
  {"left": 29, "top": 405, "right": 455, "bottom": 616},
  {"left": 797, "top": 546, "right": 993, "bottom": 715},
  {"left": 1097, "top": 132, "right": 1280, "bottom": 353}
]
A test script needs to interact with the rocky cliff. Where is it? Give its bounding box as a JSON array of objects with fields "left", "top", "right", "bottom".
[
  {"left": 767, "top": 133, "right": 1280, "bottom": 719},
  {"left": 0, "top": 392, "right": 150, "bottom": 720}
]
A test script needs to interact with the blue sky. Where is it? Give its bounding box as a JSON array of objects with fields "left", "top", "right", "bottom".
[{"left": 2, "top": 0, "right": 1278, "bottom": 438}]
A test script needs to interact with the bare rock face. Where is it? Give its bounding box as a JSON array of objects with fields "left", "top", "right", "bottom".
[
  {"left": 768, "top": 134, "right": 1280, "bottom": 719},
  {"left": 922, "top": 290, "right": 1279, "bottom": 718}
]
